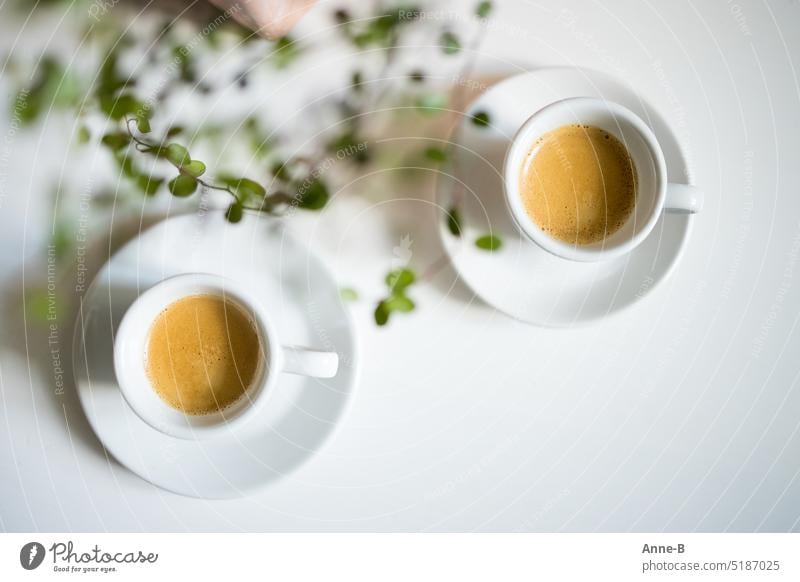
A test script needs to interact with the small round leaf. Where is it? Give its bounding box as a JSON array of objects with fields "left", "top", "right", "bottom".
[
  {"left": 137, "top": 175, "right": 163, "bottom": 196},
  {"left": 374, "top": 301, "right": 390, "bottom": 326},
  {"left": 182, "top": 160, "right": 206, "bottom": 178},
  {"left": 166, "top": 126, "right": 184, "bottom": 138},
  {"left": 386, "top": 268, "right": 416, "bottom": 293},
  {"left": 416, "top": 93, "right": 447, "bottom": 115},
  {"left": 225, "top": 202, "right": 243, "bottom": 223},
  {"left": 136, "top": 115, "right": 151, "bottom": 134},
  {"left": 446, "top": 206, "right": 462, "bottom": 237},
  {"left": 385, "top": 295, "right": 415, "bottom": 312},
  {"left": 271, "top": 160, "right": 291, "bottom": 181},
  {"left": 294, "top": 178, "right": 329, "bottom": 210},
  {"left": 77, "top": 126, "right": 91, "bottom": 144},
  {"left": 476, "top": 1, "right": 492, "bottom": 18},
  {"left": 440, "top": 31, "right": 461, "bottom": 55},
  {"left": 471, "top": 111, "right": 491, "bottom": 127},
  {"left": 165, "top": 143, "right": 190, "bottom": 167},
  {"left": 101, "top": 132, "right": 130, "bottom": 151},
  {"left": 424, "top": 147, "right": 448, "bottom": 163},
  {"left": 339, "top": 288, "right": 359, "bottom": 302},
  {"left": 475, "top": 233, "right": 502, "bottom": 251},
  {"left": 238, "top": 178, "right": 266, "bottom": 199},
  {"left": 168, "top": 174, "right": 198, "bottom": 197}
]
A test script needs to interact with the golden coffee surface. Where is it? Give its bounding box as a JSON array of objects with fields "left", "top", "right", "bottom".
[
  {"left": 520, "top": 124, "right": 637, "bottom": 245},
  {"left": 145, "top": 294, "right": 261, "bottom": 415}
]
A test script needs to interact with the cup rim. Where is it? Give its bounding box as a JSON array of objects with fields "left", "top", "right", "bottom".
[
  {"left": 113, "top": 273, "right": 280, "bottom": 440},
  {"left": 503, "top": 97, "right": 668, "bottom": 262}
]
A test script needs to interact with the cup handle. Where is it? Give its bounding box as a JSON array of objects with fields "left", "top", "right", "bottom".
[
  {"left": 282, "top": 346, "right": 339, "bottom": 378},
  {"left": 665, "top": 183, "right": 704, "bottom": 214}
]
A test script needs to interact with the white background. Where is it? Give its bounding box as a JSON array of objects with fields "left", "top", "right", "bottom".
[
  {"left": 1, "top": 534, "right": 797, "bottom": 581},
  {"left": 1, "top": 0, "right": 800, "bottom": 531}
]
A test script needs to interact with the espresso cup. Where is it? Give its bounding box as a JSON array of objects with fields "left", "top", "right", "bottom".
[
  {"left": 503, "top": 97, "right": 703, "bottom": 262},
  {"left": 113, "top": 273, "right": 339, "bottom": 440}
]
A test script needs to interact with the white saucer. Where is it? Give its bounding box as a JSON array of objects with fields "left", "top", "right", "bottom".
[
  {"left": 437, "top": 67, "right": 695, "bottom": 326},
  {"left": 73, "top": 213, "right": 358, "bottom": 498}
]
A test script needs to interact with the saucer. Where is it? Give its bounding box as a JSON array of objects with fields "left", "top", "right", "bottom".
[
  {"left": 436, "top": 67, "right": 695, "bottom": 326},
  {"left": 72, "top": 213, "right": 358, "bottom": 498}
]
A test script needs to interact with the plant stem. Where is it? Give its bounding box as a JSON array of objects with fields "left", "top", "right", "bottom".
[{"left": 124, "top": 118, "right": 287, "bottom": 215}]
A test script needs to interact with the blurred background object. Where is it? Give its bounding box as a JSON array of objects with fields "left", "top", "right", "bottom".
[{"left": 209, "top": 0, "right": 317, "bottom": 38}]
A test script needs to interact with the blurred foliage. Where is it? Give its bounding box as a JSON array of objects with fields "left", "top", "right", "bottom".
[
  {"left": 375, "top": 268, "right": 417, "bottom": 326},
  {"left": 475, "top": 233, "right": 502, "bottom": 251},
  {"left": 7, "top": 0, "right": 493, "bottom": 325},
  {"left": 13, "top": 57, "right": 81, "bottom": 125}
]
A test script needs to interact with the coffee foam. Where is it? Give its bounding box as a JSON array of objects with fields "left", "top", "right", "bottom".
[{"left": 520, "top": 124, "right": 637, "bottom": 245}]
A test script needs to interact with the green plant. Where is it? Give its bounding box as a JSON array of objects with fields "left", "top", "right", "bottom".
[
  {"left": 11, "top": 0, "right": 494, "bottom": 327},
  {"left": 375, "top": 268, "right": 417, "bottom": 326},
  {"left": 122, "top": 119, "right": 324, "bottom": 219},
  {"left": 475, "top": 233, "right": 503, "bottom": 251}
]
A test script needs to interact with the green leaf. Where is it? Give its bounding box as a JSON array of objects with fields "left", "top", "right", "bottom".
[
  {"left": 27, "top": 290, "right": 53, "bottom": 324},
  {"left": 14, "top": 89, "right": 39, "bottom": 126},
  {"left": 217, "top": 175, "right": 266, "bottom": 201},
  {"left": 374, "top": 291, "right": 416, "bottom": 326},
  {"left": 270, "top": 160, "right": 291, "bottom": 181},
  {"left": 216, "top": 173, "right": 241, "bottom": 190},
  {"left": 135, "top": 114, "right": 151, "bottom": 134},
  {"left": 101, "top": 132, "right": 130, "bottom": 151},
  {"left": 351, "top": 70, "right": 363, "bottom": 92},
  {"left": 352, "top": 32, "right": 375, "bottom": 48},
  {"left": 51, "top": 223, "right": 73, "bottom": 261},
  {"left": 260, "top": 191, "right": 293, "bottom": 213},
  {"left": 136, "top": 175, "right": 163, "bottom": 196},
  {"left": 415, "top": 93, "right": 447, "bottom": 115},
  {"left": 99, "top": 93, "right": 143, "bottom": 121},
  {"left": 53, "top": 70, "right": 81, "bottom": 108},
  {"left": 114, "top": 152, "right": 138, "bottom": 178},
  {"left": 272, "top": 36, "right": 301, "bottom": 69},
  {"left": 77, "top": 125, "right": 91, "bottom": 144},
  {"left": 334, "top": 9, "right": 351, "bottom": 24},
  {"left": 294, "top": 178, "right": 329, "bottom": 210},
  {"left": 171, "top": 45, "right": 196, "bottom": 83},
  {"left": 386, "top": 268, "right": 416, "bottom": 293},
  {"left": 164, "top": 143, "right": 190, "bottom": 167},
  {"left": 440, "top": 31, "right": 461, "bottom": 55},
  {"left": 475, "top": 233, "right": 502, "bottom": 251},
  {"left": 424, "top": 146, "right": 448, "bottom": 163},
  {"left": 243, "top": 117, "right": 273, "bottom": 156},
  {"left": 165, "top": 125, "right": 184, "bottom": 138},
  {"left": 349, "top": 9, "right": 406, "bottom": 48},
  {"left": 374, "top": 301, "right": 391, "bottom": 326},
  {"left": 225, "top": 202, "right": 244, "bottom": 223},
  {"left": 446, "top": 206, "right": 462, "bottom": 237},
  {"left": 97, "top": 49, "right": 127, "bottom": 95},
  {"left": 385, "top": 294, "right": 415, "bottom": 312},
  {"left": 182, "top": 160, "right": 206, "bottom": 178},
  {"left": 339, "top": 287, "right": 359, "bottom": 302},
  {"left": 238, "top": 178, "right": 266, "bottom": 199},
  {"left": 471, "top": 110, "right": 491, "bottom": 127},
  {"left": 216, "top": 173, "right": 239, "bottom": 187},
  {"left": 476, "top": 1, "right": 492, "bottom": 18},
  {"left": 168, "top": 174, "right": 198, "bottom": 197},
  {"left": 15, "top": 57, "right": 82, "bottom": 126},
  {"left": 327, "top": 131, "right": 370, "bottom": 163},
  {"left": 373, "top": 12, "right": 399, "bottom": 35}
]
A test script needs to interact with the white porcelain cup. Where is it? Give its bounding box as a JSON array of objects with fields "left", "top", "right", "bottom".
[
  {"left": 113, "top": 273, "right": 339, "bottom": 440},
  {"left": 503, "top": 97, "right": 703, "bottom": 262}
]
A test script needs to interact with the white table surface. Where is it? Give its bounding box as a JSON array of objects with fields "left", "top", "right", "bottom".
[{"left": 1, "top": 0, "right": 799, "bottom": 532}]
